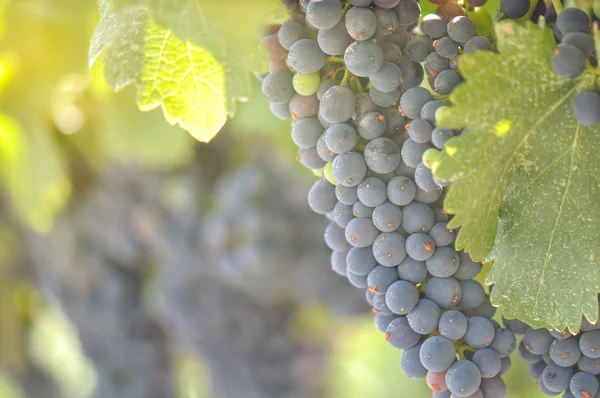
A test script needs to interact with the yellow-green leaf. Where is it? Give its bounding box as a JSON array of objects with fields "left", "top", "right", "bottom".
[{"left": 137, "top": 19, "right": 227, "bottom": 142}]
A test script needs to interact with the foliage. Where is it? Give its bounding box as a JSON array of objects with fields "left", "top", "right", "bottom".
[
  {"left": 434, "top": 22, "right": 600, "bottom": 332},
  {"left": 90, "top": 0, "right": 287, "bottom": 142}
]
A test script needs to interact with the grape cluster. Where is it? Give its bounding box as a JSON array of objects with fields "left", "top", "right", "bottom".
[
  {"left": 259, "top": 1, "right": 520, "bottom": 397},
  {"left": 545, "top": 6, "right": 600, "bottom": 127},
  {"left": 506, "top": 306, "right": 600, "bottom": 398}
]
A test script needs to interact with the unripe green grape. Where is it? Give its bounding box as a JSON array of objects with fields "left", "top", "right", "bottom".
[
  {"left": 293, "top": 72, "right": 321, "bottom": 96},
  {"left": 324, "top": 162, "right": 338, "bottom": 185},
  {"left": 422, "top": 148, "right": 441, "bottom": 170}
]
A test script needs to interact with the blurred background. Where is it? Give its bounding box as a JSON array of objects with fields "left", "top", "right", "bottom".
[{"left": 0, "top": 0, "right": 544, "bottom": 397}]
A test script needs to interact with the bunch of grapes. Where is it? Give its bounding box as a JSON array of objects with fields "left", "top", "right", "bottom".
[
  {"left": 504, "top": 306, "right": 600, "bottom": 398},
  {"left": 257, "top": 1, "right": 525, "bottom": 397},
  {"left": 545, "top": 5, "right": 600, "bottom": 127}
]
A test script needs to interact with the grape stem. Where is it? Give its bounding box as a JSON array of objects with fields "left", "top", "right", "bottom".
[
  {"left": 341, "top": 69, "right": 351, "bottom": 87},
  {"left": 456, "top": 344, "right": 475, "bottom": 360},
  {"left": 552, "top": 0, "right": 563, "bottom": 13},
  {"left": 326, "top": 56, "right": 345, "bottom": 65},
  {"left": 594, "top": 22, "right": 600, "bottom": 69}
]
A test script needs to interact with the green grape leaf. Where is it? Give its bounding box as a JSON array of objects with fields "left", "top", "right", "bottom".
[
  {"left": 433, "top": 22, "right": 600, "bottom": 332},
  {"left": 0, "top": 114, "right": 71, "bottom": 233},
  {"left": 90, "top": 0, "right": 286, "bottom": 142}
]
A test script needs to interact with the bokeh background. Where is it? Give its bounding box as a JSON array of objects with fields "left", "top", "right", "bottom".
[{"left": 0, "top": 0, "right": 546, "bottom": 397}]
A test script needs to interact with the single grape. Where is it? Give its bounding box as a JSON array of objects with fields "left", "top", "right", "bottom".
[
  {"left": 464, "top": 36, "right": 492, "bottom": 53},
  {"left": 278, "top": 21, "right": 308, "bottom": 50},
  {"left": 523, "top": 328, "right": 554, "bottom": 355},
  {"left": 541, "top": 362, "right": 574, "bottom": 393},
  {"left": 325, "top": 223, "right": 352, "bottom": 251},
  {"left": 401, "top": 343, "right": 428, "bottom": 378},
  {"left": 316, "top": 133, "right": 337, "bottom": 162},
  {"left": 398, "top": 57, "right": 425, "bottom": 90},
  {"left": 456, "top": 280, "right": 485, "bottom": 309},
  {"left": 393, "top": 0, "right": 421, "bottom": 25},
  {"left": 372, "top": 231, "right": 407, "bottom": 266},
  {"left": 574, "top": 91, "right": 600, "bottom": 126},
  {"left": 500, "top": 0, "right": 531, "bottom": 19},
  {"left": 375, "top": 313, "right": 398, "bottom": 333},
  {"left": 307, "top": 179, "right": 336, "bottom": 214},
  {"left": 345, "top": 248, "right": 377, "bottom": 279},
  {"left": 262, "top": 71, "right": 294, "bottom": 103},
  {"left": 472, "top": 348, "right": 502, "bottom": 379},
  {"left": 415, "top": 162, "right": 439, "bottom": 191},
  {"left": 380, "top": 42, "right": 403, "bottom": 64},
  {"left": 386, "top": 29, "right": 410, "bottom": 48},
  {"left": 324, "top": 123, "right": 358, "bottom": 154},
  {"left": 432, "top": 127, "right": 455, "bottom": 149},
  {"left": 364, "top": 138, "right": 402, "bottom": 174},
  {"left": 407, "top": 298, "right": 442, "bottom": 335},
  {"left": 421, "top": 14, "right": 447, "bottom": 39},
  {"left": 529, "top": 360, "right": 546, "bottom": 380},
  {"left": 349, "top": 0, "right": 372, "bottom": 5},
  {"left": 436, "top": 3, "right": 468, "bottom": 20},
  {"left": 373, "top": 7, "right": 399, "bottom": 35},
  {"left": 287, "top": 39, "right": 326, "bottom": 73},
  {"left": 406, "top": 36, "right": 435, "bottom": 63},
  {"left": 426, "top": 246, "right": 460, "bottom": 277},
  {"left": 353, "top": 201, "right": 374, "bottom": 218},
  {"left": 269, "top": 102, "right": 291, "bottom": 120},
  {"left": 372, "top": 201, "right": 402, "bottom": 232},
  {"left": 345, "top": 40, "right": 384, "bottom": 77},
  {"left": 320, "top": 85, "right": 356, "bottom": 124},
  {"left": 429, "top": 222, "right": 454, "bottom": 247},
  {"left": 368, "top": 264, "right": 400, "bottom": 293},
  {"left": 420, "top": 336, "right": 457, "bottom": 372},
  {"left": 447, "top": 16, "right": 477, "bottom": 43},
  {"left": 397, "top": 257, "right": 428, "bottom": 284},
  {"left": 562, "top": 31, "right": 594, "bottom": 57},
  {"left": 385, "top": 280, "right": 419, "bottom": 314},
  {"left": 386, "top": 316, "right": 421, "bottom": 349},
  {"left": 357, "top": 176, "right": 387, "bottom": 207},
  {"left": 434, "top": 69, "right": 462, "bottom": 95},
  {"left": 347, "top": 270, "right": 368, "bottom": 288},
  {"left": 479, "top": 376, "right": 506, "bottom": 398},
  {"left": 289, "top": 93, "right": 319, "bottom": 118},
  {"left": 298, "top": 146, "right": 327, "bottom": 169},
  {"left": 435, "top": 36, "right": 460, "bottom": 58},
  {"left": 317, "top": 79, "right": 337, "bottom": 100},
  {"left": 424, "top": 52, "right": 451, "bottom": 78},
  {"left": 262, "top": 34, "right": 287, "bottom": 62},
  {"left": 466, "top": 0, "right": 488, "bottom": 6},
  {"left": 401, "top": 201, "right": 435, "bottom": 234},
  {"left": 490, "top": 328, "right": 517, "bottom": 358},
  {"left": 438, "top": 310, "right": 468, "bottom": 340},
  {"left": 400, "top": 138, "right": 431, "bottom": 168},
  {"left": 345, "top": 217, "right": 379, "bottom": 247},
  {"left": 331, "top": 202, "right": 354, "bottom": 228},
  {"left": 425, "top": 276, "right": 461, "bottom": 308},
  {"left": 415, "top": 185, "right": 443, "bottom": 204},
  {"left": 306, "top": 0, "right": 343, "bottom": 29},
  {"left": 332, "top": 152, "right": 367, "bottom": 186},
  {"left": 405, "top": 232, "right": 436, "bottom": 261},
  {"left": 395, "top": 162, "right": 416, "bottom": 178},
  {"left": 465, "top": 316, "right": 496, "bottom": 349},
  {"left": 408, "top": 119, "right": 434, "bottom": 144},
  {"left": 317, "top": 21, "right": 352, "bottom": 55},
  {"left": 454, "top": 252, "right": 482, "bottom": 279},
  {"left": 577, "top": 355, "right": 600, "bottom": 375},
  {"left": 346, "top": 6, "right": 378, "bottom": 41},
  {"left": 570, "top": 371, "right": 599, "bottom": 398},
  {"left": 445, "top": 360, "right": 482, "bottom": 397},
  {"left": 556, "top": 6, "right": 590, "bottom": 35},
  {"left": 369, "top": 86, "right": 401, "bottom": 107},
  {"left": 369, "top": 61, "right": 402, "bottom": 92},
  {"left": 579, "top": 330, "right": 600, "bottom": 358},
  {"left": 331, "top": 250, "right": 348, "bottom": 276},
  {"left": 356, "top": 111, "right": 386, "bottom": 140},
  {"left": 421, "top": 100, "right": 444, "bottom": 124},
  {"left": 549, "top": 337, "right": 581, "bottom": 367},
  {"left": 400, "top": 87, "right": 433, "bottom": 120},
  {"left": 518, "top": 341, "right": 543, "bottom": 363},
  {"left": 552, "top": 44, "right": 587, "bottom": 79},
  {"left": 292, "top": 73, "right": 321, "bottom": 97},
  {"left": 335, "top": 184, "right": 359, "bottom": 205},
  {"left": 372, "top": 292, "right": 394, "bottom": 314}
]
